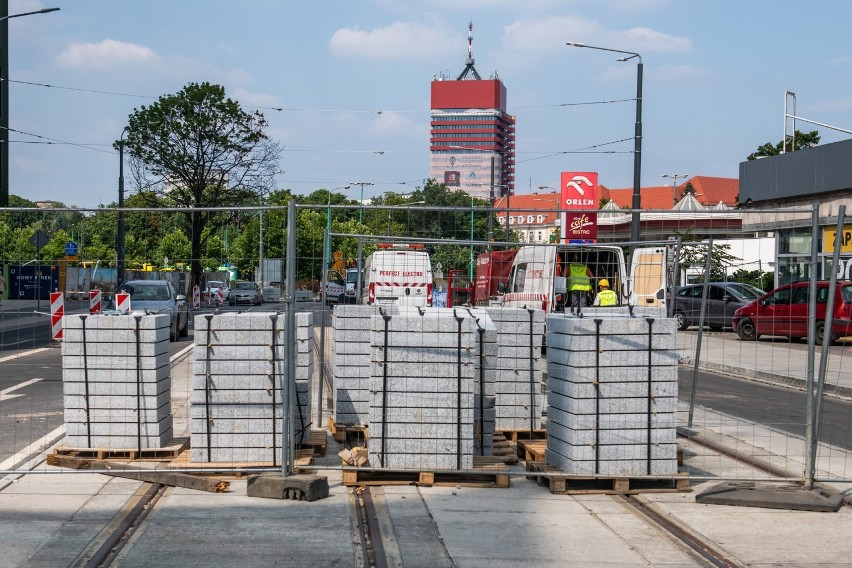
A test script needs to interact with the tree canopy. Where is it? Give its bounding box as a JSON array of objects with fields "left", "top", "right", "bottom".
[
  {"left": 122, "top": 82, "right": 281, "bottom": 287},
  {"left": 747, "top": 130, "right": 820, "bottom": 160}
]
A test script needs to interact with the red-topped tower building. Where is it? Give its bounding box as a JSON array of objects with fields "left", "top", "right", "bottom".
[{"left": 429, "top": 22, "right": 515, "bottom": 200}]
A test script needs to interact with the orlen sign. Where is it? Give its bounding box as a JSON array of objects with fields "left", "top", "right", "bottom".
[{"left": 560, "top": 172, "right": 599, "bottom": 242}]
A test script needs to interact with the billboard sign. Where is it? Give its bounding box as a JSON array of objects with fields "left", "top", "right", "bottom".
[
  {"left": 560, "top": 172, "right": 599, "bottom": 242},
  {"left": 429, "top": 153, "right": 501, "bottom": 198}
]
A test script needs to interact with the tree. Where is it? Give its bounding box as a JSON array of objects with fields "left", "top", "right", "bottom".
[
  {"left": 673, "top": 227, "right": 741, "bottom": 282},
  {"left": 747, "top": 130, "right": 820, "bottom": 160},
  {"left": 122, "top": 82, "right": 281, "bottom": 289}
]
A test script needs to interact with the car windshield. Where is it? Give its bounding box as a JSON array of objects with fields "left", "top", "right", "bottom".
[
  {"left": 208, "top": 281, "right": 223, "bottom": 289},
  {"left": 725, "top": 283, "right": 764, "bottom": 300},
  {"left": 347, "top": 271, "right": 361, "bottom": 284},
  {"left": 842, "top": 285, "right": 852, "bottom": 304},
  {"left": 235, "top": 282, "right": 256, "bottom": 290},
  {"left": 124, "top": 283, "right": 171, "bottom": 301}
]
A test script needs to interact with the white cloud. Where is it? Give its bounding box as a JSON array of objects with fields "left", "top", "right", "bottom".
[
  {"left": 330, "top": 22, "right": 459, "bottom": 59},
  {"left": 57, "top": 39, "right": 159, "bottom": 69},
  {"left": 367, "top": 111, "right": 421, "bottom": 138},
  {"left": 502, "top": 16, "right": 690, "bottom": 54},
  {"left": 612, "top": 27, "right": 690, "bottom": 53},
  {"left": 230, "top": 88, "right": 283, "bottom": 109}
]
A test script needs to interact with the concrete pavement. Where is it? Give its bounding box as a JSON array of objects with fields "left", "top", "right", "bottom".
[{"left": 3, "top": 316, "right": 852, "bottom": 566}]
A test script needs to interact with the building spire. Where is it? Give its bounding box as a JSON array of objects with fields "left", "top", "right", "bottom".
[{"left": 456, "top": 20, "right": 481, "bottom": 80}]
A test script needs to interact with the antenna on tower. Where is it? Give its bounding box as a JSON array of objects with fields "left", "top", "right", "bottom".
[{"left": 457, "top": 20, "right": 482, "bottom": 80}]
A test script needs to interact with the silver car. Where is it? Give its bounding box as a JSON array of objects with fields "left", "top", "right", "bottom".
[
  {"left": 229, "top": 281, "right": 263, "bottom": 306},
  {"left": 113, "top": 280, "right": 189, "bottom": 341}
]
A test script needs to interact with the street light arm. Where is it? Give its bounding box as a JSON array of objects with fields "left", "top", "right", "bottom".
[
  {"left": 566, "top": 41, "right": 641, "bottom": 63},
  {"left": 0, "top": 7, "right": 60, "bottom": 22}
]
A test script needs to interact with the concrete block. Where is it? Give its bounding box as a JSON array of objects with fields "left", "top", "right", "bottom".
[
  {"left": 64, "top": 403, "right": 171, "bottom": 424},
  {"left": 61, "top": 338, "right": 170, "bottom": 357},
  {"left": 547, "top": 346, "right": 679, "bottom": 368},
  {"left": 547, "top": 377, "right": 677, "bottom": 399},
  {"left": 546, "top": 422, "right": 677, "bottom": 445},
  {"left": 64, "top": 314, "right": 170, "bottom": 330},
  {"left": 66, "top": 415, "right": 173, "bottom": 437},
  {"left": 247, "top": 473, "right": 329, "bottom": 501},
  {"left": 545, "top": 450, "right": 678, "bottom": 476},
  {"left": 548, "top": 391, "right": 678, "bottom": 414},
  {"left": 64, "top": 430, "right": 174, "bottom": 450},
  {"left": 371, "top": 346, "right": 476, "bottom": 364},
  {"left": 63, "top": 377, "right": 171, "bottom": 397},
  {"left": 62, "top": 327, "right": 171, "bottom": 344},
  {"left": 547, "top": 406, "right": 677, "bottom": 430},
  {"left": 546, "top": 331, "right": 675, "bottom": 352},
  {"left": 62, "top": 365, "right": 170, "bottom": 384},
  {"left": 546, "top": 314, "right": 676, "bottom": 336},
  {"left": 546, "top": 362, "right": 678, "bottom": 384},
  {"left": 62, "top": 354, "right": 170, "bottom": 371},
  {"left": 63, "top": 390, "right": 171, "bottom": 410}
]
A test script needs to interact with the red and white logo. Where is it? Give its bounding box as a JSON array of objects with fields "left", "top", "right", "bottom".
[
  {"left": 560, "top": 171, "right": 599, "bottom": 242},
  {"left": 50, "top": 292, "right": 64, "bottom": 340},
  {"left": 192, "top": 286, "right": 201, "bottom": 309},
  {"left": 89, "top": 289, "right": 102, "bottom": 315}
]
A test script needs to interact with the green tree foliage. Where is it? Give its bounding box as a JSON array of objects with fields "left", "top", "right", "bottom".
[
  {"left": 728, "top": 268, "right": 774, "bottom": 292},
  {"left": 157, "top": 229, "right": 192, "bottom": 266},
  {"left": 122, "top": 82, "right": 281, "bottom": 288},
  {"left": 747, "top": 130, "right": 820, "bottom": 160},
  {"left": 673, "top": 227, "right": 742, "bottom": 282}
]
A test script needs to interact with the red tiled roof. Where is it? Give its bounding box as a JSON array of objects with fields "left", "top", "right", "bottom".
[{"left": 604, "top": 176, "right": 738, "bottom": 210}]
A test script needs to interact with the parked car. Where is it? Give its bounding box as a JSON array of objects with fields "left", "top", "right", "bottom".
[
  {"left": 113, "top": 280, "right": 188, "bottom": 341},
  {"left": 228, "top": 281, "right": 263, "bottom": 306},
  {"left": 341, "top": 268, "right": 364, "bottom": 304},
  {"left": 732, "top": 281, "right": 852, "bottom": 345},
  {"left": 205, "top": 280, "right": 229, "bottom": 302},
  {"left": 672, "top": 282, "right": 765, "bottom": 331}
]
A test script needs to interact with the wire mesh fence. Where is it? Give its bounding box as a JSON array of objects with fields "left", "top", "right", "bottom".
[{"left": 1, "top": 202, "right": 851, "bottom": 489}]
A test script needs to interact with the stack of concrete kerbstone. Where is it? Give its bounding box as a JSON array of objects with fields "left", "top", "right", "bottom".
[
  {"left": 190, "top": 312, "right": 313, "bottom": 463},
  {"left": 545, "top": 315, "right": 678, "bottom": 475},
  {"left": 62, "top": 314, "right": 173, "bottom": 449},
  {"left": 332, "top": 305, "right": 396, "bottom": 427},
  {"left": 486, "top": 308, "right": 546, "bottom": 432},
  {"left": 461, "top": 308, "right": 497, "bottom": 457},
  {"left": 368, "top": 309, "right": 476, "bottom": 470}
]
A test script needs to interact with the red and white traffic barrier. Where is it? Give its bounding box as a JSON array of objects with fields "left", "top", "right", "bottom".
[
  {"left": 192, "top": 285, "right": 201, "bottom": 309},
  {"left": 50, "top": 292, "right": 64, "bottom": 340},
  {"left": 216, "top": 286, "right": 224, "bottom": 305},
  {"left": 115, "top": 291, "right": 131, "bottom": 313},
  {"left": 89, "top": 289, "right": 102, "bottom": 314}
]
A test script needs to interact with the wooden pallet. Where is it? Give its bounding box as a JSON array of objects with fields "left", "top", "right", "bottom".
[
  {"left": 328, "top": 417, "right": 369, "bottom": 445},
  {"left": 496, "top": 429, "right": 546, "bottom": 443},
  {"left": 526, "top": 461, "right": 690, "bottom": 495},
  {"left": 516, "top": 439, "right": 547, "bottom": 463},
  {"left": 53, "top": 437, "right": 188, "bottom": 461},
  {"left": 342, "top": 460, "right": 510, "bottom": 489},
  {"left": 302, "top": 430, "right": 328, "bottom": 456},
  {"left": 488, "top": 432, "right": 519, "bottom": 465},
  {"left": 167, "top": 448, "right": 316, "bottom": 476}
]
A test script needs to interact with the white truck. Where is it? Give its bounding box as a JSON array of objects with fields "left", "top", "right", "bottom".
[
  {"left": 500, "top": 244, "right": 667, "bottom": 314},
  {"left": 362, "top": 245, "right": 433, "bottom": 307}
]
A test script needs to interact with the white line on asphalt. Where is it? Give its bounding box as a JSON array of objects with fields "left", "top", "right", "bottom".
[
  {"left": 0, "top": 378, "right": 42, "bottom": 401},
  {"left": 0, "top": 347, "right": 51, "bottom": 363},
  {"left": 0, "top": 424, "right": 66, "bottom": 474}
]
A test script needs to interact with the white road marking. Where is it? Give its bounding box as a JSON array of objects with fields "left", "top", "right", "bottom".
[
  {"left": 0, "top": 378, "right": 43, "bottom": 401},
  {"left": 0, "top": 347, "right": 52, "bottom": 363}
]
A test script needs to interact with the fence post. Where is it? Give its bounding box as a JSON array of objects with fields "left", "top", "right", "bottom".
[
  {"left": 687, "top": 237, "right": 713, "bottom": 428},
  {"left": 318, "top": 226, "right": 330, "bottom": 429},
  {"left": 282, "top": 199, "right": 297, "bottom": 477},
  {"left": 804, "top": 204, "right": 819, "bottom": 489}
]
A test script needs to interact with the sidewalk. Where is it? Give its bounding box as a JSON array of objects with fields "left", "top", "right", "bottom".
[{"left": 3, "top": 326, "right": 852, "bottom": 566}]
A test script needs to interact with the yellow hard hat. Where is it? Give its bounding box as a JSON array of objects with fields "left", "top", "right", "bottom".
[{"left": 599, "top": 279, "right": 610, "bottom": 288}]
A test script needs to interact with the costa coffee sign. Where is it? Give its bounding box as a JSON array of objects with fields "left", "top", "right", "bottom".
[{"left": 560, "top": 172, "right": 599, "bottom": 242}]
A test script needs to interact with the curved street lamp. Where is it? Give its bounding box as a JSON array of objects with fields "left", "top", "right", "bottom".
[
  {"left": 1, "top": 7, "right": 60, "bottom": 208},
  {"left": 566, "top": 41, "right": 643, "bottom": 242}
]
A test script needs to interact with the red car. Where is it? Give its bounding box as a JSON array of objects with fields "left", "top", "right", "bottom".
[{"left": 732, "top": 281, "right": 852, "bottom": 345}]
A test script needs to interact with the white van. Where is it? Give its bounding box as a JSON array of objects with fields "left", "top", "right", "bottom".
[
  {"left": 501, "top": 244, "right": 667, "bottom": 314},
  {"left": 362, "top": 246, "right": 433, "bottom": 307}
]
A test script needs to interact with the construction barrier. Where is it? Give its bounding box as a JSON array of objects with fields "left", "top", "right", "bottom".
[
  {"left": 115, "top": 292, "right": 131, "bottom": 313},
  {"left": 216, "top": 287, "right": 224, "bottom": 305},
  {"left": 89, "top": 289, "right": 102, "bottom": 314},
  {"left": 192, "top": 286, "right": 201, "bottom": 309},
  {"left": 50, "top": 292, "right": 64, "bottom": 340}
]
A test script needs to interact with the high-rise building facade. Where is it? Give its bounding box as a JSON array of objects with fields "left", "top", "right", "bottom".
[{"left": 429, "top": 23, "right": 515, "bottom": 200}]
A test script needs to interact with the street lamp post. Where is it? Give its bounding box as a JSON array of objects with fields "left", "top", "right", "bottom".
[
  {"left": 117, "top": 127, "right": 129, "bottom": 287},
  {"left": 566, "top": 42, "right": 643, "bottom": 242},
  {"left": 350, "top": 182, "right": 373, "bottom": 225},
  {"left": 662, "top": 173, "right": 688, "bottom": 207},
  {"left": 0, "top": 7, "right": 60, "bottom": 208}
]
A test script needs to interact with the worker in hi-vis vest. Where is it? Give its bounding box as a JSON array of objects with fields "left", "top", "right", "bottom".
[
  {"left": 565, "top": 260, "right": 594, "bottom": 313},
  {"left": 593, "top": 278, "right": 618, "bottom": 306}
]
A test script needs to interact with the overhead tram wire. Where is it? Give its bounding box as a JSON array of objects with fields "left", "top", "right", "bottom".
[
  {"left": 2, "top": 125, "right": 115, "bottom": 154},
  {"left": 4, "top": 79, "right": 630, "bottom": 113}
]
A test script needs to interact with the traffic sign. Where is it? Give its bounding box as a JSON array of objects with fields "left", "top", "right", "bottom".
[
  {"left": 64, "top": 241, "right": 78, "bottom": 256},
  {"left": 29, "top": 229, "right": 49, "bottom": 250}
]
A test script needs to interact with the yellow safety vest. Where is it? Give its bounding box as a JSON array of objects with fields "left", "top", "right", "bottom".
[
  {"left": 597, "top": 289, "right": 617, "bottom": 306},
  {"left": 568, "top": 264, "right": 591, "bottom": 291}
]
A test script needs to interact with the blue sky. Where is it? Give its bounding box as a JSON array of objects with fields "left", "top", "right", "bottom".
[{"left": 6, "top": 0, "right": 852, "bottom": 207}]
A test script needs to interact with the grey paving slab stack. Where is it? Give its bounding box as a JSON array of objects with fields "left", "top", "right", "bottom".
[
  {"left": 545, "top": 314, "right": 679, "bottom": 476},
  {"left": 369, "top": 308, "right": 476, "bottom": 470},
  {"left": 486, "top": 307, "right": 546, "bottom": 432},
  {"left": 61, "top": 314, "right": 173, "bottom": 449},
  {"left": 458, "top": 308, "right": 496, "bottom": 456},
  {"left": 331, "top": 305, "right": 397, "bottom": 427},
  {"left": 190, "top": 312, "right": 314, "bottom": 463}
]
